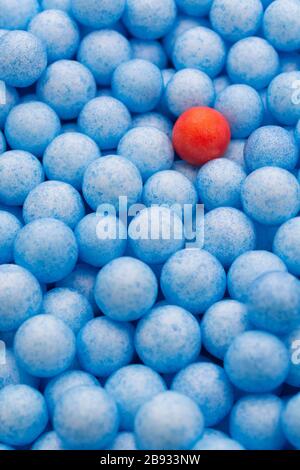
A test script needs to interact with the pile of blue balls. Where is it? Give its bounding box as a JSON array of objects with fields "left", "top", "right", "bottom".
[{"left": 0, "top": 0, "right": 300, "bottom": 452}]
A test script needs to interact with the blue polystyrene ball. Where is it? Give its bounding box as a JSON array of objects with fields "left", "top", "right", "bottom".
[
  {"left": 5, "top": 101, "right": 61, "bottom": 157},
  {"left": 43, "top": 132, "right": 100, "bottom": 190},
  {"left": 241, "top": 167, "right": 300, "bottom": 225},
  {"left": 14, "top": 218, "right": 78, "bottom": 283},
  {"left": 134, "top": 391, "right": 204, "bottom": 450},
  {"left": 82, "top": 155, "right": 142, "bottom": 212},
  {"left": 135, "top": 305, "right": 201, "bottom": 374},
  {"left": 128, "top": 206, "right": 184, "bottom": 265},
  {"left": 0, "top": 31, "right": 47, "bottom": 88},
  {"left": 109, "top": 432, "right": 137, "bottom": 451},
  {"left": 71, "top": 0, "right": 125, "bottom": 28},
  {"left": 175, "top": 0, "right": 213, "bottom": 17},
  {"left": 0, "top": 264, "right": 42, "bottom": 332},
  {"left": 227, "top": 37, "right": 279, "bottom": 90},
  {"left": 0, "top": 84, "right": 19, "bottom": 130},
  {"left": 131, "top": 40, "right": 167, "bottom": 69},
  {"left": 210, "top": 0, "right": 263, "bottom": 43},
  {"left": 132, "top": 112, "right": 173, "bottom": 139},
  {"left": 44, "top": 369, "right": 99, "bottom": 416},
  {"left": 215, "top": 85, "right": 264, "bottom": 138},
  {"left": 77, "top": 317, "right": 134, "bottom": 377},
  {"left": 0, "top": 130, "right": 6, "bottom": 154},
  {"left": 123, "top": 0, "right": 177, "bottom": 40},
  {"left": 14, "top": 314, "right": 76, "bottom": 378},
  {"left": 244, "top": 125, "right": 299, "bottom": 171},
  {"left": 105, "top": 364, "right": 166, "bottom": 431},
  {"left": 161, "top": 248, "right": 226, "bottom": 314},
  {"left": 267, "top": 72, "right": 300, "bottom": 126},
  {"left": 223, "top": 139, "right": 246, "bottom": 169},
  {"left": 32, "top": 431, "right": 65, "bottom": 450},
  {"left": 143, "top": 169, "right": 198, "bottom": 214},
  {"left": 247, "top": 271, "right": 300, "bottom": 335},
  {"left": 224, "top": 330, "right": 289, "bottom": 393},
  {"left": 203, "top": 207, "right": 256, "bottom": 268},
  {"left": 282, "top": 393, "right": 300, "bottom": 449},
  {"left": 94, "top": 257, "right": 158, "bottom": 322},
  {"left": 172, "top": 362, "right": 234, "bottom": 427},
  {"left": 172, "top": 27, "right": 226, "bottom": 78},
  {"left": 0, "top": 385, "right": 48, "bottom": 447},
  {"left": 0, "top": 349, "right": 39, "bottom": 390},
  {"left": 165, "top": 69, "right": 215, "bottom": 117},
  {"left": 41, "top": 287, "right": 93, "bottom": 334},
  {"left": 53, "top": 385, "right": 119, "bottom": 450},
  {"left": 263, "top": 0, "right": 300, "bottom": 52},
  {"left": 172, "top": 160, "right": 198, "bottom": 185},
  {"left": 0, "top": 0, "right": 39, "bottom": 29},
  {"left": 78, "top": 97, "right": 131, "bottom": 149},
  {"left": 75, "top": 213, "right": 127, "bottom": 268},
  {"left": 228, "top": 250, "right": 287, "bottom": 302},
  {"left": 162, "top": 15, "right": 203, "bottom": 59},
  {"left": 201, "top": 300, "right": 251, "bottom": 360},
  {"left": 37, "top": 60, "right": 96, "bottom": 120},
  {"left": 196, "top": 158, "right": 246, "bottom": 210},
  {"left": 41, "top": 0, "right": 71, "bottom": 12},
  {"left": 283, "top": 327, "right": 300, "bottom": 387},
  {"left": 118, "top": 127, "right": 174, "bottom": 181},
  {"left": 112, "top": 60, "right": 163, "bottom": 113},
  {"left": 193, "top": 429, "right": 244, "bottom": 450},
  {"left": 273, "top": 217, "right": 300, "bottom": 276},
  {"left": 78, "top": 30, "right": 132, "bottom": 86},
  {"left": 0, "top": 211, "right": 22, "bottom": 264},
  {"left": 230, "top": 395, "right": 286, "bottom": 450}
]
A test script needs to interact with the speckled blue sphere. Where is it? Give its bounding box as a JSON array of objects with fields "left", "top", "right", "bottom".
[
  {"left": 248, "top": 271, "right": 300, "bottom": 335},
  {"left": 204, "top": 207, "right": 256, "bottom": 268},
  {"left": 131, "top": 40, "right": 167, "bottom": 69},
  {"left": 165, "top": 69, "right": 215, "bottom": 117},
  {"left": 5, "top": 101, "right": 61, "bottom": 157},
  {"left": 109, "top": 432, "right": 137, "bottom": 451},
  {"left": 245, "top": 125, "right": 299, "bottom": 171},
  {"left": 241, "top": 167, "right": 300, "bottom": 225},
  {"left": 172, "top": 362, "right": 233, "bottom": 427},
  {"left": 161, "top": 248, "right": 226, "bottom": 314},
  {"left": 94, "top": 257, "right": 157, "bottom": 322},
  {"left": 282, "top": 393, "right": 300, "bottom": 449},
  {"left": 0, "top": 31, "right": 47, "bottom": 88},
  {"left": 197, "top": 158, "right": 246, "bottom": 210},
  {"left": 82, "top": 155, "right": 142, "bottom": 211},
  {"left": 135, "top": 305, "right": 201, "bottom": 374},
  {"left": 112, "top": 60, "right": 163, "bottom": 113},
  {"left": 283, "top": 327, "right": 300, "bottom": 388},
  {"left": 132, "top": 112, "right": 173, "bottom": 138},
  {"left": 0, "top": 385, "right": 48, "bottom": 447},
  {"left": 14, "top": 314, "right": 76, "bottom": 378},
  {"left": 77, "top": 317, "right": 134, "bottom": 377},
  {"left": 176, "top": 0, "right": 212, "bottom": 17},
  {"left": 0, "top": 349, "right": 39, "bottom": 390},
  {"left": 263, "top": 0, "right": 300, "bottom": 52},
  {"left": 105, "top": 364, "right": 166, "bottom": 431},
  {"left": 123, "top": 0, "right": 177, "bottom": 40},
  {"left": 37, "top": 60, "right": 96, "bottom": 120},
  {"left": 224, "top": 331, "right": 289, "bottom": 393},
  {"left": 230, "top": 395, "right": 285, "bottom": 450},
  {"left": 273, "top": 217, "right": 300, "bottom": 276},
  {"left": 0, "top": 0, "right": 39, "bottom": 29},
  {"left": 215, "top": 85, "right": 264, "bottom": 138},
  {"left": 162, "top": 15, "right": 203, "bottom": 58},
  {"left": 44, "top": 369, "right": 99, "bottom": 416},
  {"left": 128, "top": 206, "right": 184, "bottom": 265},
  {"left": 71, "top": 0, "right": 125, "bottom": 28},
  {"left": 78, "top": 30, "right": 132, "bottom": 86},
  {"left": 172, "top": 26, "right": 226, "bottom": 78},
  {"left": 32, "top": 431, "right": 65, "bottom": 450},
  {"left": 202, "top": 300, "right": 250, "bottom": 360},
  {"left": 228, "top": 250, "right": 287, "bottom": 302},
  {"left": 14, "top": 218, "right": 78, "bottom": 283},
  {"left": 118, "top": 127, "right": 174, "bottom": 181},
  {"left": 42, "top": 287, "right": 93, "bottom": 334},
  {"left": 23, "top": 181, "right": 84, "bottom": 229},
  {"left": 0, "top": 84, "right": 19, "bottom": 130},
  {"left": 43, "top": 132, "right": 100, "bottom": 190},
  {"left": 134, "top": 391, "right": 204, "bottom": 450},
  {"left": 227, "top": 37, "right": 279, "bottom": 90},
  {"left": 0, "top": 264, "right": 42, "bottom": 332},
  {"left": 193, "top": 429, "right": 244, "bottom": 450},
  {"left": 0, "top": 211, "right": 22, "bottom": 264},
  {"left": 78, "top": 96, "right": 131, "bottom": 149},
  {"left": 41, "top": 0, "right": 71, "bottom": 12},
  {"left": 53, "top": 385, "right": 119, "bottom": 450},
  {"left": 210, "top": 0, "right": 263, "bottom": 43},
  {"left": 267, "top": 72, "right": 300, "bottom": 125}
]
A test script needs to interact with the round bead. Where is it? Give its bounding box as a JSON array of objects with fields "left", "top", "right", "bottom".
[
  {"left": 267, "top": 71, "right": 300, "bottom": 126},
  {"left": 282, "top": 393, "right": 300, "bottom": 449},
  {"left": 0, "top": 0, "right": 39, "bottom": 29},
  {"left": 0, "top": 211, "right": 22, "bottom": 264},
  {"left": 32, "top": 431, "right": 65, "bottom": 451},
  {"left": 71, "top": 0, "right": 125, "bottom": 29},
  {"left": 109, "top": 433, "right": 137, "bottom": 451},
  {"left": 263, "top": 0, "right": 300, "bottom": 52},
  {"left": 163, "top": 15, "right": 203, "bottom": 59}
]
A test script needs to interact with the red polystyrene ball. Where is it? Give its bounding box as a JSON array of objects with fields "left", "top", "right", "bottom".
[{"left": 172, "top": 106, "right": 231, "bottom": 166}]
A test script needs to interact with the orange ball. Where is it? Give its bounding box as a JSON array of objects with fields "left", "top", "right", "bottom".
[{"left": 172, "top": 106, "right": 231, "bottom": 166}]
